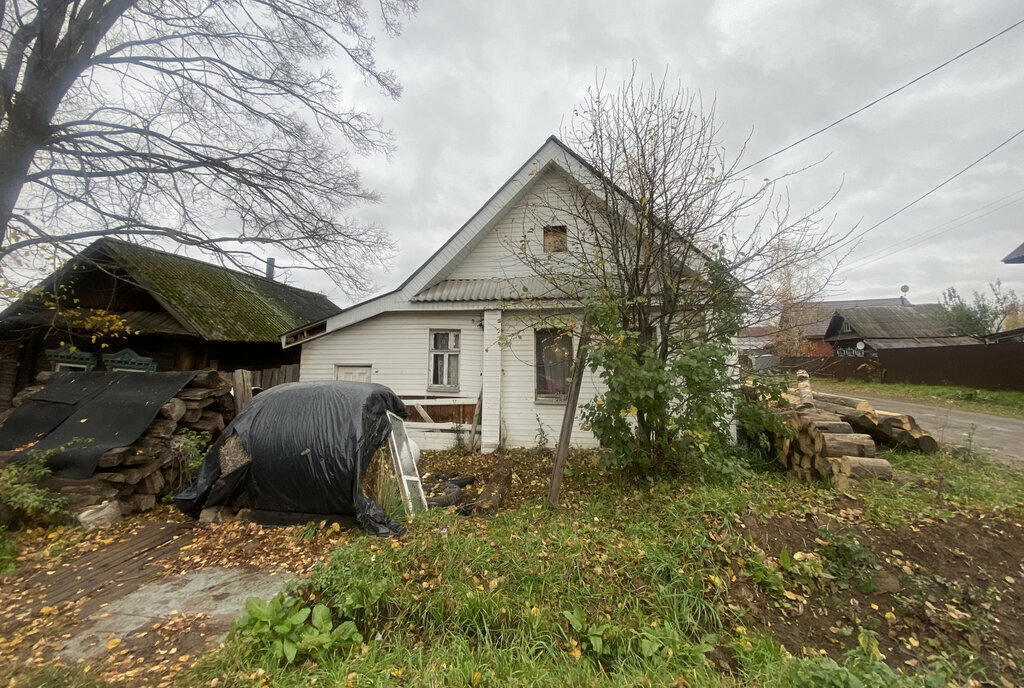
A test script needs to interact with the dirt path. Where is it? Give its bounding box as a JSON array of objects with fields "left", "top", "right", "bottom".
[{"left": 847, "top": 393, "right": 1024, "bottom": 464}]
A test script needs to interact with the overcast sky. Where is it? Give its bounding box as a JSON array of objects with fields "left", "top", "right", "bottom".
[{"left": 288, "top": 1, "right": 1024, "bottom": 309}]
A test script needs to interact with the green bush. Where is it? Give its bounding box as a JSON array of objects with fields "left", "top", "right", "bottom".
[{"left": 0, "top": 450, "right": 66, "bottom": 527}]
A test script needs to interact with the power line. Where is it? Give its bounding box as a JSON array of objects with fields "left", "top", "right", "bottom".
[
  {"left": 845, "top": 190, "right": 1024, "bottom": 271},
  {"left": 740, "top": 17, "right": 1024, "bottom": 173},
  {"left": 827, "top": 126, "right": 1024, "bottom": 258},
  {"left": 844, "top": 187, "right": 1024, "bottom": 269}
]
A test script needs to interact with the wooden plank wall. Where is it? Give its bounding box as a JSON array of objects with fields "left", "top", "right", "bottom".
[{"left": 248, "top": 364, "right": 300, "bottom": 389}]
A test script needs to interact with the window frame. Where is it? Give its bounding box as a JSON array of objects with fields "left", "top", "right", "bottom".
[
  {"left": 427, "top": 329, "right": 461, "bottom": 392},
  {"left": 535, "top": 328, "right": 573, "bottom": 403},
  {"left": 542, "top": 225, "right": 568, "bottom": 253}
]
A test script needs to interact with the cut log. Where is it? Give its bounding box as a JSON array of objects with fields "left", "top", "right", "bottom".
[
  {"left": 807, "top": 421, "right": 853, "bottom": 434},
  {"left": 811, "top": 392, "right": 872, "bottom": 411},
  {"left": 120, "top": 493, "right": 157, "bottom": 514},
  {"left": 189, "top": 370, "right": 223, "bottom": 388},
  {"left": 176, "top": 387, "right": 216, "bottom": 402},
  {"left": 915, "top": 434, "right": 940, "bottom": 454},
  {"left": 97, "top": 447, "right": 132, "bottom": 468},
  {"left": 218, "top": 433, "right": 250, "bottom": 474},
  {"left": 144, "top": 418, "right": 179, "bottom": 439},
  {"left": 184, "top": 396, "right": 215, "bottom": 411},
  {"left": 474, "top": 462, "right": 513, "bottom": 516},
  {"left": 137, "top": 470, "right": 166, "bottom": 495},
  {"left": 186, "top": 410, "right": 225, "bottom": 434},
  {"left": 821, "top": 433, "right": 876, "bottom": 458},
  {"left": 793, "top": 370, "right": 815, "bottom": 410},
  {"left": 158, "top": 398, "right": 187, "bottom": 422},
  {"left": 182, "top": 407, "right": 202, "bottom": 423},
  {"left": 839, "top": 456, "right": 893, "bottom": 480},
  {"left": 211, "top": 393, "right": 236, "bottom": 412}
]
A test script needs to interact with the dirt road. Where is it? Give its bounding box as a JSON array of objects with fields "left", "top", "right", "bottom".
[{"left": 852, "top": 393, "right": 1024, "bottom": 464}]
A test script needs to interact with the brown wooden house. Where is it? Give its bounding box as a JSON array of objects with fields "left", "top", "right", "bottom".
[{"left": 0, "top": 238, "right": 339, "bottom": 409}]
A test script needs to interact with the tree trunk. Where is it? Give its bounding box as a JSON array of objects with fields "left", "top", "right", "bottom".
[{"left": 547, "top": 319, "right": 591, "bottom": 509}]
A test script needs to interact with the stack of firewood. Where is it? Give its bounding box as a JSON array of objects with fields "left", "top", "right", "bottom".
[
  {"left": 808, "top": 392, "right": 940, "bottom": 454},
  {"left": 774, "top": 371, "right": 943, "bottom": 489},
  {"left": 773, "top": 370, "right": 894, "bottom": 488},
  {"left": 24, "top": 370, "right": 232, "bottom": 515},
  {"left": 773, "top": 409, "right": 888, "bottom": 485},
  {"left": 91, "top": 370, "right": 231, "bottom": 513}
]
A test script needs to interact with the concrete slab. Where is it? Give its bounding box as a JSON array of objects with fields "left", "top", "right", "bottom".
[{"left": 61, "top": 566, "right": 294, "bottom": 661}]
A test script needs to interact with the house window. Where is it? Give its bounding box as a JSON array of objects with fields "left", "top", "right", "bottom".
[
  {"left": 536, "top": 329, "right": 573, "bottom": 401},
  {"left": 543, "top": 225, "right": 568, "bottom": 253},
  {"left": 428, "top": 330, "right": 460, "bottom": 390}
]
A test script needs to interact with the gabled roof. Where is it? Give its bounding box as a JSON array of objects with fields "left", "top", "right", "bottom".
[
  {"left": 1003, "top": 241, "right": 1024, "bottom": 264},
  {"left": 823, "top": 304, "right": 957, "bottom": 341},
  {"left": 284, "top": 135, "right": 715, "bottom": 346},
  {"left": 2, "top": 238, "right": 339, "bottom": 342},
  {"left": 789, "top": 298, "right": 907, "bottom": 339}
]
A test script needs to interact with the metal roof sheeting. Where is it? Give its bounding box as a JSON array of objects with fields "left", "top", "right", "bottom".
[
  {"left": 1003, "top": 241, "right": 1024, "bottom": 264},
  {"left": 411, "top": 278, "right": 557, "bottom": 303}
]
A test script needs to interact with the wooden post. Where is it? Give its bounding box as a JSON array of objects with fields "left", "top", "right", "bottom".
[
  {"left": 231, "top": 369, "right": 253, "bottom": 414},
  {"left": 469, "top": 388, "right": 483, "bottom": 452},
  {"left": 547, "top": 320, "right": 591, "bottom": 509}
]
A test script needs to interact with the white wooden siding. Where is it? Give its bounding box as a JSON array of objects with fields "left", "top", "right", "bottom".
[
  {"left": 498, "top": 312, "right": 603, "bottom": 448},
  {"left": 447, "top": 170, "right": 582, "bottom": 281},
  {"left": 300, "top": 311, "right": 483, "bottom": 399}
]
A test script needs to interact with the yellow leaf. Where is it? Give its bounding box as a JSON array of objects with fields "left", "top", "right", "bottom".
[
  {"left": 39, "top": 606, "right": 58, "bottom": 616},
  {"left": 107, "top": 637, "right": 121, "bottom": 650}
]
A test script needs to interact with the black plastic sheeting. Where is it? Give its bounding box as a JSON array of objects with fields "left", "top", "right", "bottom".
[
  {"left": 175, "top": 381, "right": 409, "bottom": 536},
  {"left": 0, "top": 371, "right": 197, "bottom": 478}
]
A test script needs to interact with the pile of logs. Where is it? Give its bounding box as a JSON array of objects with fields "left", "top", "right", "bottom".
[
  {"left": 773, "top": 370, "right": 942, "bottom": 489},
  {"left": 34, "top": 370, "right": 232, "bottom": 515},
  {"left": 809, "top": 392, "right": 940, "bottom": 454},
  {"left": 774, "top": 408, "right": 888, "bottom": 486}
]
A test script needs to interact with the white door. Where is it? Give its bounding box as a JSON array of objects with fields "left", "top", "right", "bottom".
[{"left": 335, "top": 365, "right": 372, "bottom": 382}]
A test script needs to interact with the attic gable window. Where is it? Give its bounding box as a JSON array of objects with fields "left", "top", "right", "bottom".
[
  {"left": 543, "top": 225, "right": 568, "bottom": 253},
  {"left": 536, "top": 328, "right": 572, "bottom": 402},
  {"left": 428, "top": 329, "right": 460, "bottom": 391}
]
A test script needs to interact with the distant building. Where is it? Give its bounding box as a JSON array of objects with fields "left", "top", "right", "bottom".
[
  {"left": 779, "top": 298, "right": 907, "bottom": 356},
  {"left": 1003, "top": 241, "right": 1024, "bottom": 264},
  {"left": 823, "top": 304, "right": 980, "bottom": 357},
  {"left": 0, "top": 238, "right": 339, "bottom": 409}
]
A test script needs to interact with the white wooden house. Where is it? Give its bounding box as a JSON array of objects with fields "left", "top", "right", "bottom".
[{"left": 283, "top": 137, "right": 623, "bottom": 451}]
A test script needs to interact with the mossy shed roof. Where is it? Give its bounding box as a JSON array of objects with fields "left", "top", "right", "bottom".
[{"left": 3, "top": 238, "right": 340, "bottom": 342}]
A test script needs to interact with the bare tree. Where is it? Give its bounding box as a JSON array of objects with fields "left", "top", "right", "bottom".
[
  {"left": 0, "top": 0, "right": 417, "bottom": 294},
  {"left": 514, "top": 71, "right": 848, "bottom": 494}
]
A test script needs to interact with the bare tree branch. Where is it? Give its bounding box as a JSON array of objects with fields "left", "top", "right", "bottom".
[{"left": 0, "top": 0, "right": 418, "bottom": 297}]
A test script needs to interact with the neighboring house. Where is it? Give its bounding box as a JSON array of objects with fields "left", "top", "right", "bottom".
[
  {"left": 0, "top": 238, "right": 339, "bottom": 408},
  {"left": 286, "top": 136, "right": 698, "bottom": 452},
  {"left": 780, "top": 298, "right": 907, "bottom": 356},
  {"left": 823, "top": 304, "right": 980, "bottom": 356},
  {"left": 736, "top": 326, "right": 776, "bottom": 357},
  {"left": 1002, "top": 241, "right": 1024, "bottom": 264}
]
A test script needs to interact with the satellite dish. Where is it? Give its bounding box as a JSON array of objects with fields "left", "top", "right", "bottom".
[
  {"left": 856, "top": 341, "right": 865, "bottom": 350},
  {"left": 900, "top": 285, "right": 909, "bottom": 294}
]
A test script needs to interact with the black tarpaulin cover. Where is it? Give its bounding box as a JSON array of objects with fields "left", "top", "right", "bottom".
[
  {"left": 0, "top": 371, "right": 197, "bottom": 478},
  {"left": 175, "top": 381, "right": 409, "bottom": 536}
]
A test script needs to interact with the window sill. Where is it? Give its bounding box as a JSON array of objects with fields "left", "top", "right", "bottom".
[
  {"left": 427, "top": 386, "right": 460, "bottom": 395},
  {"left": 535, "top": 396, "right": 568, "bottom": 405}
]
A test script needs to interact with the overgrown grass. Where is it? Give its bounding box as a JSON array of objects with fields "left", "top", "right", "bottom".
[
  {"left": 174, "top": 446, "right": 1024, "bottom": 687},
  {"left": 815, "top": 379, "right": 1024, "bottom": 420}
]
